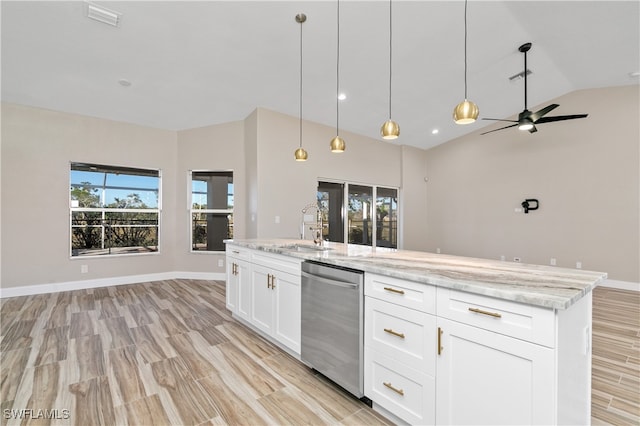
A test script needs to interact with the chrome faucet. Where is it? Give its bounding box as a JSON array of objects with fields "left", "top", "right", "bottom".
[{"left": 301, "top": 202, "right": 324, "bottom": 245}]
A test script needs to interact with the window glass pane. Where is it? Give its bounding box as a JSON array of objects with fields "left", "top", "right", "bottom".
[
  {"left": 190, "top": 171, "right": 233, "bottom": 251},
  {"left": 348, "top": 185, "right": 373, "bottom": 246},
  {"left": 192, "top": 212, "right": 233, "bottom": 251},
  {"left": 317, "top": 182, "right": 344, "bottom": 242},
  {"left": 70, "top": 163, "right": 160, "bottom": 257},
  {"left": 376, "top": 187, "right": 398, "bottom": 248},
  {"left": 191, "top": 171, "right": 233, "bottom": 209}
]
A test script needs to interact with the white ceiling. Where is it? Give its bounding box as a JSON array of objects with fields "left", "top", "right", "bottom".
[{"left": 2, "top": 1, "right": 639, "bottom": 150}]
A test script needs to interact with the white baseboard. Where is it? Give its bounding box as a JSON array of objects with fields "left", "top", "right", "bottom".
[
  {"left": 599, "top": 279, "right": 640, "bottom": 292},
  {"left": 0, "top": 271, "right": 226, "bottom": 299}
]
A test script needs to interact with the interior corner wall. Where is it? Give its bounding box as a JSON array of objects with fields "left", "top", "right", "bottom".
[
  {"left": 251, "top": 108, "right": 404, "bottom": 241},
  {"left": 424, "top": 86, "right": 639, "bottom": 282},
  {"left": 244, "top": 109, "right": 259, "bottom": 239},
  {"left": 400, "top": 145, "right": 429, "bottom": 251},
  {"left": 175, "top": 120, "right": 245, "bottom": 274},
  {"left": 0, "top": 103, "right": 178, "bottom": 289}
]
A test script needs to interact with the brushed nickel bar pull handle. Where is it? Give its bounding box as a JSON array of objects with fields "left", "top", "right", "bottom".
[
  {"left": 468, "top": 307, "right": 502, "bottom": 318},
  {"left": 383, "top": 382, "right": 404, "bottom": 396},
  {"left": 437, "top": 327, "right": 443, "bottom": 355},
  {"left": 383, "top": 287, "right": 405, "bottom": 295},
  {"left": 271, "top": 274, "right": 275, "bottom": 289},
  {"left": 384, "top": 328, "right": 405, "bottom": 339},
  {"left": 267, "top": 274, "right": 272, "bottom": 289}
]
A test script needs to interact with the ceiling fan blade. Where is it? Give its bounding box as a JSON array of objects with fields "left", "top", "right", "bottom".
[
  {"left": 530, "top": 104, "right": 559, "bottom": 122},
  {"left": 481, "top": 118, "right": 519, "bottom": 123},
  {"left": 480, "top": 123, "right": 519, "bottom": 135},
  {"left": 535, "top": 114, "right": 588, "bottom": 124}
]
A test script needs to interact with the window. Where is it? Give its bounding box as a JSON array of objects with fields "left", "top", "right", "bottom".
[
  {"left": 190, "top": 171, "right": 233, "bottom": 252},
  {"left": 70, "top": 163, "right": 160, "bottom": 257},
  {"left": 318, "top": 181, "right": 398, "bottom": 248}
]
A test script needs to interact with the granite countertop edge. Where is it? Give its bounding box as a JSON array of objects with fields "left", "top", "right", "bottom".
[{"left": 224, "top": 239, "right": 607, "bottom": 310}]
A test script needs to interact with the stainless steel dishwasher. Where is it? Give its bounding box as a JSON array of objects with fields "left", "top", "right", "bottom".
[{"left": 301, "top": 260, "right": 365, "bottom": 399}]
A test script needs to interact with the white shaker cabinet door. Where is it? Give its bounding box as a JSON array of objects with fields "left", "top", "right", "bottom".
[
  {"left": 436, "top": 317, "right": 555, "bottom": 426},
  {"left": 251, "top": 264, "right": 275, "bottom": 335},
  {"left": 273, "top": 270, "right": 301, "bottom": 354}
]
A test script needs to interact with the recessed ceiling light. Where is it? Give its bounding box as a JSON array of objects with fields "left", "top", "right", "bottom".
[
  {"left": 431, "top": 129, "right": 439, "bottom": 135},
  {"left": 118, "top": 79, "right": 132, "bottom": 87},
  {"left": 337, "top": 93, "right": 347, "bottom": 101}
]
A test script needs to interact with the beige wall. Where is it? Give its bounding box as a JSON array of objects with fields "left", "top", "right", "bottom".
[
  {"left": 1, "top": 103, "right": 178, "bottom": 288},
  {"left": 175, "top": 120, "right": 245, "bottom": 274},
  {"left": 424, "top": 86, "right": 639, "bottom": 282}
]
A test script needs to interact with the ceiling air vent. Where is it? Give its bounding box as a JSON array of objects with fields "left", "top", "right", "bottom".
[
  {"left": 85, "top": 2, "right": 121, "bottom": 27},
  {"left": 508, "top": 69, "right": 532, "bottom": 82}
]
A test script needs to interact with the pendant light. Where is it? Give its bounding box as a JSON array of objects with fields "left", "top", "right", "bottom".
[
  {"left": 380, "top": 0, "right": 399, "bottom": 139},
  {"left": 330, "top": 0, "right": 346, "bottom": 153},
  {"left": 294, "top": 13, "right": 308, "bottom": 161},
  {"left": 453, "top": 0, "right": 479, "bottom": 124}
]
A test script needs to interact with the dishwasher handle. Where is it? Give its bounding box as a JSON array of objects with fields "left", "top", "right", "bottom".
[{"left": 301, "top": 270, "right": 360, "bottom": 289}]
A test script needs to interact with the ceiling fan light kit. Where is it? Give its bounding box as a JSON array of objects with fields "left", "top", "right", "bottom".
[{"left": 481, "top": 42, "right": 588, "bottom": 135}]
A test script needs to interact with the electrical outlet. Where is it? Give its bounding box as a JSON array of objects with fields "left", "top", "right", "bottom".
[
  {"left": 81, "top": 264, "right": 88, "bottom": 274},
  {"left": 436, "top": 248, "right": 441, "bottom": 254},
  {"left": 218, "top": 259, "right": 224, "bottom": 267},
  {"left": 275, "top": 215, "right": 280, "bottom": 224},
  {"left": 500, "top": 255, "right": 506, "bottom": 261},
  {"left": 576, "top": 261, "right": 582, "bottom": 269},
  {"left": 550, "top": 258, "right": 557, "bottom": 266}
]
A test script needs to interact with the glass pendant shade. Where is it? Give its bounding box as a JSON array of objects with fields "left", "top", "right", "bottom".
[
  {"left": 381, "top": 119, "right": 400, "bottom": 139},
  {"left": 330, "top": 136, "right": 346, "bottom": 152},
  {"left": 453, "top": 99, "right": 479, "bottom": 124},
  {"left": 294, "top": 147, "right": 308, "bottom": 161}
]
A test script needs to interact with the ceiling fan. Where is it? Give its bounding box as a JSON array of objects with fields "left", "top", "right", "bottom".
[{"left": 481, "top": 42, "right": 588, "bottom": 135}]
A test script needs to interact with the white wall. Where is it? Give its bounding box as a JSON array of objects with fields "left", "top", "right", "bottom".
[
  {"left": 424, "top": 86, "right": 639, "bottom": 283},
  {"left": 1, "top": 103, "right": 178, "bottom": 289}
]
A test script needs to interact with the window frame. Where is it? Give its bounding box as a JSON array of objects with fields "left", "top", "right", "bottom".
[
  {"left": 69, "top": 162, "right": 162, "bottom": 258},
  {"left": 318, "top": 179, "right": 400, "bottom": 249},
  {"left": 189, "top": 170, "right": 234, "bottom": 253}
]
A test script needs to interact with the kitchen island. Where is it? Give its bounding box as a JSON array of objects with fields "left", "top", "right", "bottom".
[{"left": 225, "top": 239, "right": 607, "bottom": 425}]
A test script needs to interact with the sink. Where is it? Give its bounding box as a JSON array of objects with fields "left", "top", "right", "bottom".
[{"left": 282, "top": 243, "right": 333, "bottom": 253}]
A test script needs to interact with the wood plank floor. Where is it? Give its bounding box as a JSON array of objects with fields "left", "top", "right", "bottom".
[
  {"left": 1, "top": 279, "right": 391, "bottom": 426},
  {"left": 1, "top": 279, "right": 638, "bottom": 425}
]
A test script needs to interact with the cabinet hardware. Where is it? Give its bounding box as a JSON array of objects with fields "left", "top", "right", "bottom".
[
  {"left": 267, "top": 274, "right": 272, "bottom": 289},
  {"left": 383, "top": 286, "right": 405, "bottom": 295},
  {"left": 383, "top": 381, "right": 405, "bottom": 396},
  {"left": 468, "top": 307, "right": 502, "bottom": 318},
  {"left": 383, "top": 328, "right": 405, "bottom": 339},
  {"left": 437, "top": 327, "right": 443, "bottom": 355},
  {"left": 271, "top": 274, "right": 276, "bottom": 289},
  {"left": 232, "top": 250, "right": 240, "bottom": 254}
]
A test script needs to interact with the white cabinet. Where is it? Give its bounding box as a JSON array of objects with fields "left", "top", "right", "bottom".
[
  {"left": 226, "top": 246, "right": 251, "bottom": 321},
  {"left": 364, "top": 273, "right": 592, "bottom": 426},
  {"left": 364, "top": 274, "right": 437, "bottom": 425},
  {"left": 435, "top": 317, "right": 554, "bottom": 425},
  {"left": 225, "top": 245, "right": 302, "bottom": 355}
]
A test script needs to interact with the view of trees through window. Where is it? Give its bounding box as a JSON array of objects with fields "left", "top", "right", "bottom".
[
  {"left": 318, "top": 181, "right": 398, "bottom": 248},
  {"left": 70, "top": 163, "right": 160, "bottom": 257},
  {"left": 191, "top": 171, "right": 234, "bottom": 252}
]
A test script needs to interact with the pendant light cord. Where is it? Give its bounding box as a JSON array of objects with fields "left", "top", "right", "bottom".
[
  {"left": 299, "top": 16, "right": 303, "bottom": 148},
  {"left": 388, "top": 0, "right": 393, "bottom": 119},
  {"left": 336, "top": 0, "right": 340, "bottom": 135},
  {"left": 463, "top": 0, "right": 468, "bottom": 100}
]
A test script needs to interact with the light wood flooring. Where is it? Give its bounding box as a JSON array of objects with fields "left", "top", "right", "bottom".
[{"left": 1, "top": 279, "right": 638, "bottom": 425}]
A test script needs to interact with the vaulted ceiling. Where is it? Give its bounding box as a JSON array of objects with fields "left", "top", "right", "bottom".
[{"left": 2, "top": 1, "right": 638, "bottom": 150}]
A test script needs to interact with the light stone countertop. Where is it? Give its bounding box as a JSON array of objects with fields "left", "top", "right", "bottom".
[{"left": 225, "top": 239, "right": 607, "bottom": 310}]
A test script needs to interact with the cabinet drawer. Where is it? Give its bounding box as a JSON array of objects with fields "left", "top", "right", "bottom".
[
  {"left": 365, "top": 351, "right": 435, "bottom": 425},
  {"left": 252, "top": 251, "right": 302, "bottom": 276},
  {"left": 437, "top": 287, "right": 555, "bottom": 347},
  {"left": 365, "top": 273, "right": 436, "bottom": 314},
  {"left": 365, "top": 297, "right": 436, "bottom": 375},
  {"left": 226, "top": 245, "right": 252, "bottom": 261}
]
